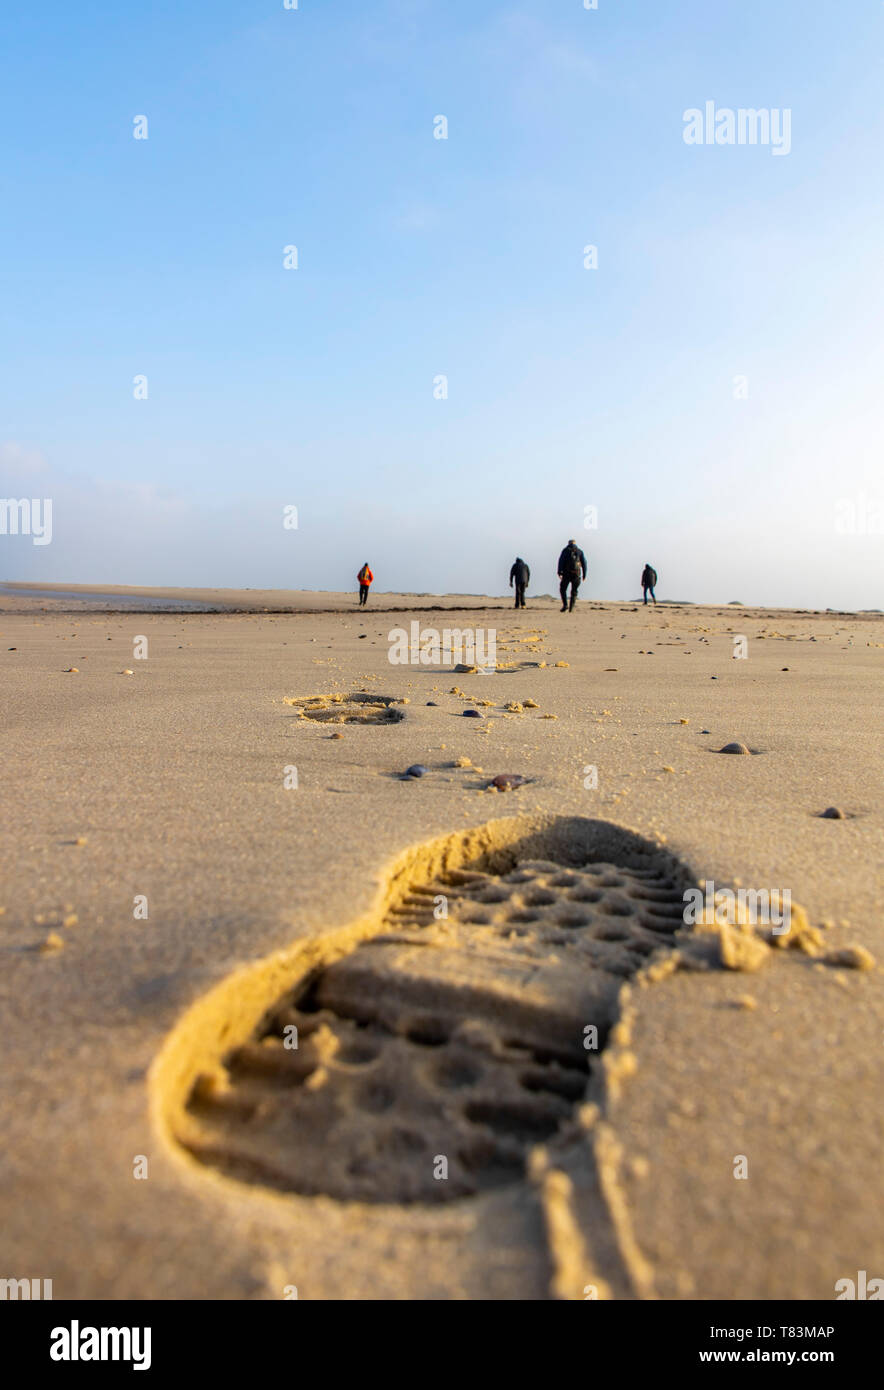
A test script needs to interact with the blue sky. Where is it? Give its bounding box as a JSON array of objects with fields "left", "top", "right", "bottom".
[{"left": 1, "top": 0, "right": 882, "bottom": 606}]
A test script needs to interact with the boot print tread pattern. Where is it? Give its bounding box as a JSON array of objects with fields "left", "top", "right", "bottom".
[{"left": 177, "top": 830, "right": 689, "bottom": 1205}]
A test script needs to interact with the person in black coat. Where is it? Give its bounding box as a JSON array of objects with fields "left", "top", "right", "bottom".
[
  {"left": 557, "top": 539, "right": 587, "bottom": 611},
  {"left": 509, "top": 557, "right": 530, "bottom": 608},
  {"left": 641, "top": 563, "right": 657, "bottom": 605}
]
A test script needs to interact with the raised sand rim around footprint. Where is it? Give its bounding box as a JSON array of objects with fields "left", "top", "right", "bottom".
[{"left": 152, "top": 817, "right": 695, "bottom": 1215}]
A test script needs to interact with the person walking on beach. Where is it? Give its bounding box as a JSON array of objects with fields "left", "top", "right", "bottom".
[
  {"left": 509, "top": 557, "right": 530, "bottom": 609},
  {"left": 357, "top": 562, "right": 373, "bottom": 606},
  {"left": 557, "top": 538, "right": 587, "bottom": 612},
  {"left": 641, "top": 563, "right": 657, "bottom": 605}
]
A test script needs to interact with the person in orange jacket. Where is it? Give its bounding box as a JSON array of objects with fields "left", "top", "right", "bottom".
[{"left": 357, "top": 562, "right": 373, "bottom": 606}]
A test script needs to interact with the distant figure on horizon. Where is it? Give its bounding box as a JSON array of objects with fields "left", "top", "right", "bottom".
[
  {"left": 509, "top": 556, "right": 530, "bottom": 609},
  {"left": 641, "top": 563, "right": 657, "bottom": 605},
  {"left": 357, "top": 562, "right": 373, "bottom": 606},
  {"left": 557, "top": 538, "right": 587, "bottom": 612}
]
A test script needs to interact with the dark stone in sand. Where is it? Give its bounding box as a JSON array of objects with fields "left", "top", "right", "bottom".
[
  {"left": 462, "top": 709, "right": 483, "bottom": 718},
  {"left": 819, "top": 806, "right": 845, "bottom": 819},
  {"left": 426, "top": 701, "right": 438, "bottom": 706},
  {"left": 404, "top": 764, "right": 429, "bottom": 778},
  {"left": 490, "top": 773, "right": 526, "bottom": 790},
  {"left": 719, "top": 742, "right": 750, "bottom": 755}
]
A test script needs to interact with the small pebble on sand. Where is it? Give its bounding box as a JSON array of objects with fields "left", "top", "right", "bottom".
[
  {"left": 719, "top": 742, "right": 750, "bottom": 755},
  {"left": 823, "top": 945, "right": 875, "bottom": 971},
  {"left": 404, "top": 765, "right": 428, "bottom": 778},
  {"left": 489, "top": 773, "right": 526, "bottom": 791},
  {"left": 819, "top": 806, "right": 845, "bottom": 819},
  {"left": 462, "top": 709, "right": 483, "bottom": 718}
]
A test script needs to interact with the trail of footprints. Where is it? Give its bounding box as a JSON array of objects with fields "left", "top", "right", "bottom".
[{"left": 180, "top": 848, "right": 686, "bottom": 1204}]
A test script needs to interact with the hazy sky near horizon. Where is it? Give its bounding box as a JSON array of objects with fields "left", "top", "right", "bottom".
[{"left": 1, "top": 1, "right": 882, "bottom": 608}]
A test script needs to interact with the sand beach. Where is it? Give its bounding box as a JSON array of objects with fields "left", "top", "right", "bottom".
[{"left": 1, "top": 585, "right": 881, "bottom": 1299}]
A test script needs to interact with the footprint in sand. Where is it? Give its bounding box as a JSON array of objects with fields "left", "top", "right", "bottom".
[
  {"left": 283, "top": 693, "right": 406, "bottom": 725},
  {"left": 152, "top": 816, "right": 701, "bottom": 1297}
]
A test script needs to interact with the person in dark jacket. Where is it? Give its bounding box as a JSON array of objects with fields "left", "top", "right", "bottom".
[
  {"left": 557, "top": 539, "right": 587, "bottom": 611},
  {"left": 641, "top": 563, "right": 657, "bottom": 605},
  {"left": 509, "top": 557, "right": 530, "bottom": 608}
]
